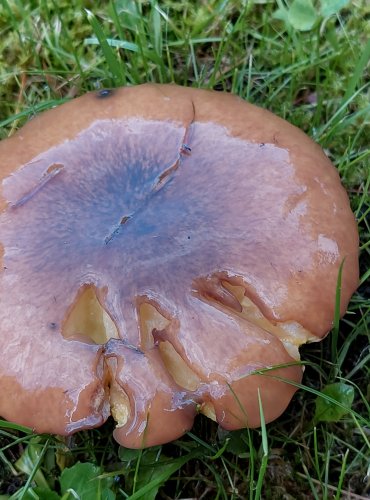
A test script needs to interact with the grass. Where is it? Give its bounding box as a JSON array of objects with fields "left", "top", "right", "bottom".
[{"left": 0, "top": 0, "right": 369, "bottom": 498}]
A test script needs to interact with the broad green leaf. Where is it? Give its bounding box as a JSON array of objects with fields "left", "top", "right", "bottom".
[
  {"left": 288, "top": 0, "right": 317, "bottom": 31},
  {"left": 128, "top": 450, "right": 201, "bottom": 500},
  {"left": 14, "top": 439, "right": 50, "bottom": 490},
  {"left": 128, "top": 450, "right": 174, "bottom": 500},
  {"left": 272, "top": 7, "right": 289, "bottom": 23},
  {"left": 320, "top": 0, "right": 350, "bottom": 18},
  {"left": 33, "top": 489, "right": 60, "bottom": 500},
  {"left": 224, "top": 429, "right": 250, "bottom": 457},
  {"left": 118, "top": 447, "right": 142, "bottom": 463},
  {"left": 11, "top": 487, "right": 60, "bottom": 500},
  {"left": 314, "top": 383, "right": 355, "bottom": 423},
  {"left": 118, "top": 446, "right": 194, "bottom": 499},
  {"left": 60, "top": 462, "right": 115, "bottom": 500}
]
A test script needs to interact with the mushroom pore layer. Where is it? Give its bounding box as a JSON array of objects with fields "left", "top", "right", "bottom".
[{"left": 0, "top": 84, "right": 358, "bottom": 448}]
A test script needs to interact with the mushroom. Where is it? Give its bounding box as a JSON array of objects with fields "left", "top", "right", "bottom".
[{"left": 0, "top": 84, "right": 358, "bottom": 448}]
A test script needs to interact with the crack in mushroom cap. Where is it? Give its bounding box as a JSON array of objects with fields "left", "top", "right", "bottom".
[{"left": 0, "top": 84, "right": 358, "bottom": 448}]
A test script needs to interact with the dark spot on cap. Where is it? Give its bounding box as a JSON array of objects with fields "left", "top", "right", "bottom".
[{"left": 97, "top": 89, "right": 113, "bottom": 98}]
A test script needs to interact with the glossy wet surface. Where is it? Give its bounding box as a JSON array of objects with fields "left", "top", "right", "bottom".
[{"left": 0, "top": 85, "right": 359, "bottom": 447}]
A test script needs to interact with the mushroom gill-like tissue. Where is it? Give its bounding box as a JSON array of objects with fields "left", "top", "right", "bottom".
[{"left": 0, "top": 84, "right": 358, "bottom": 448}]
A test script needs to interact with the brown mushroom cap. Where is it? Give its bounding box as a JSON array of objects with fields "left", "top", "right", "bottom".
[{"left": 0, "top": 84, "right": 358, "bottom": 448}]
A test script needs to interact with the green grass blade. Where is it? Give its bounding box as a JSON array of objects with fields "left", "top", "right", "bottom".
[
  {"left": 85, "top": 9, "right": 125, "bottom": 86},
  {"left": 0, "top": 420, "right": 33, "bottom": 434},
  {"left": 253, "top": 390, "right": 268, "bottom": 500},
  {"left": 340, "top": 39, "right": 370, "bottom": 110},
  {"left": 331, "top": 259, "right": 345, "bottom": 375},
  {"left": 335, "top": 448, "right": 349, "bottom": 500}
]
